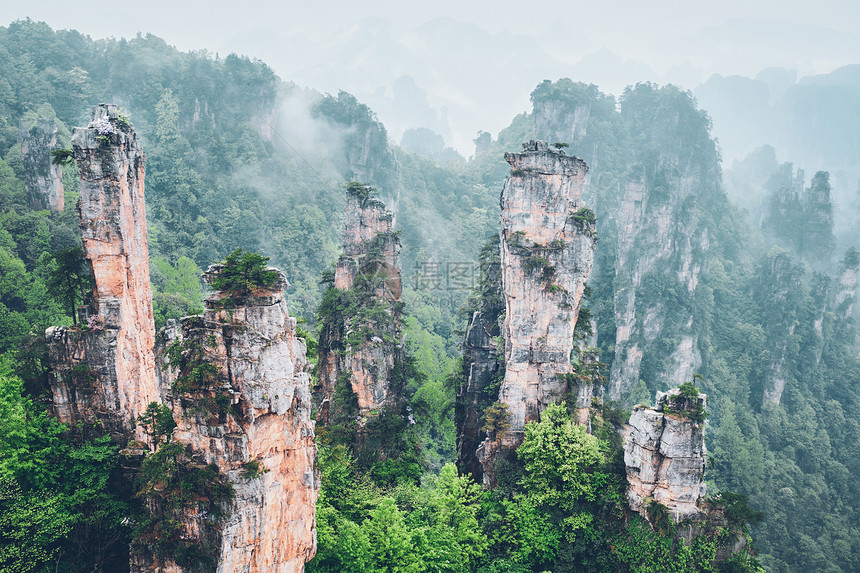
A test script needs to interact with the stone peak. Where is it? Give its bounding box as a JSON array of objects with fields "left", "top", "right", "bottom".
[
  {"left": 505, "top": 140, "right": 587, "bottom": 175},
  {"left": 89, "top": 103, "right": 124, "bottom": 122}
]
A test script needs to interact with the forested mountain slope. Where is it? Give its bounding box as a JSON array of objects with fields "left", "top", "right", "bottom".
[{"left": 0, "top": 19, "right": 857, "bottom": 573}]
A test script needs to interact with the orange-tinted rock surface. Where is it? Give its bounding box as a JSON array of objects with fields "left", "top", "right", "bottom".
[
  {"left": 19, "top": 117, "right": 64, "bottom": 211},
  {"left": 477, "top": 141, "right": 596, "bottom": 484},
  {"left": 136, "top": 267, "right": 318, "bottom": 572},
  {"left": 46, "top": 104, "right": 318, "bottom": 572},
  {"left": 47, "top": 104, "right": 158, "bottom": 436},
  {"left": 316, "top": 186, "right": 403, "bottom": 424}
]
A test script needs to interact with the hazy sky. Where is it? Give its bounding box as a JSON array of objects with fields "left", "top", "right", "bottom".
[
  {"left": 7, "top": 0, "right": 860, "bottom": 49},
  {"left": 6, "top": 1, "right": 860, "bottom": 154}
]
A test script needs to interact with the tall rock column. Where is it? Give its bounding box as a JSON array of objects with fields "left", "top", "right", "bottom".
[
  {"left": 19, "top": 118, "right": 64, "bottom": 211},
  {"left": 478, "top": 141, "right": 596, "bottom": 483},
  {"left": 316, "top": 184, "right": 403, "bottom": 425},
  {"left": 456, "top": 237, "right": 504, "bottom": 483},
  {"left": 46, "top": 104, "right": 159, "bottom": 435},
  {"left": 136, "top": 267, "right": 318, "bottom": 572}
]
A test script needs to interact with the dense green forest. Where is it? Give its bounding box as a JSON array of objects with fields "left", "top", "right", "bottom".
[{"left": 0, "top": 19, "right": 857, "bottom": 573}]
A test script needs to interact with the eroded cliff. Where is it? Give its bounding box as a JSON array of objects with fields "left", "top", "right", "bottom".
[
  {"left": 46, "top": 104, "right": 318, "bottom": 572},
  {"left": 477, "top": 140, "right": 596, "bottom": 484},
  {"left": 47, "top": 104, "right": 159, "bottom": 436},
  {"left": 135, "top": 267, "right": 318, "bottom": 573},
  {"left": 19, "top": 117, "right": 64, "bottom": 211},
  {"left": 316, "top": 184, "right": 404, "bottom": 426},
  {"left": 455, "top": 237, "right": 504, "bottom": 483},
  {"left": 530, "top": 81, "right": 721, "bottom": 405},
  {"left": 624, "top": 388, "right": 708, "bottom": 520}
]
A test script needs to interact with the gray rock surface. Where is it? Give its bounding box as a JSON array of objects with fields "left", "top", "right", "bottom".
[
  {"left": 479, "top": 140, "right": 597, "bottom": 485},
  {"left": 624, "top": 388, "right": 708, "bottom": 520},
  {"left": 19, "top": 118, "right": 64, "bottom": 211}
]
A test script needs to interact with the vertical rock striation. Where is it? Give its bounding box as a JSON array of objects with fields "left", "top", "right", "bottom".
[
  {"left": 316, "top": 185, "right": 404, "bottom": 425},
  {"left": 835, "top": 248, "right": 859, "bottom": 321},
  {"left": 314, "top": 91, "right": 403, "bottom": 215},
  {"left": 530, "top": 81, "right": 722, "bottom": 405},
  {"left": 47, "top": 104, "right": 158, "bottom": 436},
  {"left": 456, "top": 237, "right": 504, "bottom": 483},
  {"left": 624, "top": 388, "right": 707, "bottom": 520},
  {"left": 141, "top": 267, "right": 318, "bottom": 573},
  {"left": 478, "top": 141, "right": 596, "bottom": 484},
  {"left": 609, "top": 172, "right": 709, "bottom": 401},
  {"left": 19, "top": 118, "right": 64, "bottom": 211}
]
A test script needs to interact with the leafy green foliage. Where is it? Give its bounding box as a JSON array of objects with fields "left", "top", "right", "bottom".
[
  {"left": 308, "top": 448, "right": 488, "bottom": 573},
  {"left": 44, "top": 247, "right": 90, "bottom": 326},
  {"left": 150, "top": 255, "right": 204, "bottom": 331},
  {"left": 0, "top": 478, "right": 73, "bottom": 573},
  {"left": 480, "top": 402, "right": 511, "bottom": 439},
  {"left": 134, "top": 442, "right": 233, "bottom": 569},
  {"left": 49, "top": 148, "right": 74, "bottom": 167},
  {"left": 0, "top": 359, "right": 132, "bottom": 572},
  {"left": 663, "top": 382, "right": 708, "bottom": 423},
  {"left": 137, "top": 401, "right": 176, "bottom": 450},
  {"left": 241, "top": 458, "right": 269, "bottom": 480},
  {"left": 210, "top": 248, "right": 278, "bottom": 296},
  {"left": 166, "top": 338, "right": 220, "bottom": 395}
]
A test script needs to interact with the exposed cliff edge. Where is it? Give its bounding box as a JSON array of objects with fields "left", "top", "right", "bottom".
[
  {"left": 455, "top": 237, "right": 504, "bottom": 483},
  {"left": 135, "top": 266, "right": 318, "bottom": 573},
  {"left": 19, "top": 117, "right": 65, "bottom": 211},
  {"left": 315, "top": 184, "right": 404, "bottom": 428},
  {"left": 477, "top": 140, "right": 596, "bottom": 485},
  {"left": 46, "top": 104, "right": 318, "bottom": 572},
  {"left": 46, "top": 104, "right": 159, "bottom": 437},
  {"left": 530, "top": 81, "right": 721, "bottom": 405},
  {"left": 624, "top": 387, "right": 707, "bottom": 520}
]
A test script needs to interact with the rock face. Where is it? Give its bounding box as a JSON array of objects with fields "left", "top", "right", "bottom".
[
  {"left": 46, "top": 104, "right": 318, "bottom": 572},
  {"left": 315, "top": 92, "right": 403, "bottom": 215},
  {"left": 140, "top": 267, "right": 318, "bottom": 573},
  {"left": 762, "top": 165, "right": 835, "bottom": 268},
  {"left": 756, "top": 251, "right": 804, "bottom": 406},
  {"left": 316, "top": 186, "right": 403, "bottom": 425},
  {"left": 624, "top": 388, "right": 707, "bottom": 520},
  {"left": 530, "top": 81, "right": 722, "bottom": 405},
  {"left": 455, "top": 237, "right": 504, "bottom": 483},
  {"left": 835, "top": 249, "right": 859, "bottom": 321},
  {"left": 19, "top": 118, "right": 64, "bottom": 211},
  {"left": 609, "top": 173, "right": 708, "bottom": 402},
  {"left": 478, "top": 141, "right": 596, "bottom": 484},
  {"left": 47, "top": 104, "right": 159, "bottom": 436}
]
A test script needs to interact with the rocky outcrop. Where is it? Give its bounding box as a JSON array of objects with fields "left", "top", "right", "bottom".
[
  {"left": 530, "top": 81, "right": 720, "bottom": 405},
  {"left": 19, "top": 118, "right": 64, "bottom": 211},
  {"left": 46, "top": 104, "right": 318, "bottom": 572},
  {"left": 137, "top": 267, "right": 318, "bottom": 573},
  {"left": 624, "top": 388, "right": 707, "bottom": 520},
  {"left": 316, "top": 185, "right": 404, "bottom": 425},
  {"left": 609, "top": 172, "right": 708, "bottom": 402},
  {"left": 455, "top": 237, "right": 504, "bottom": 483},
  {"left": 314, "top": 92, "right": 403, "bottom": 215},
  {"left": 756, "top": 250, "right": 804, "bottom": 406},
  {"left": 835, "top": 248, "right": 859, "bottom": 321},
  {"left": 47, "top": 104, "right": 159, "bottom": 436},
  {"left": 762, "top": 165, "right": 836, "bottom": 269},
  {"left": 477, "top": 141, "right": 596, "bottom": 484},
  {"left": 334, "top": 187, "right": 401, "bottom": 296}
]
